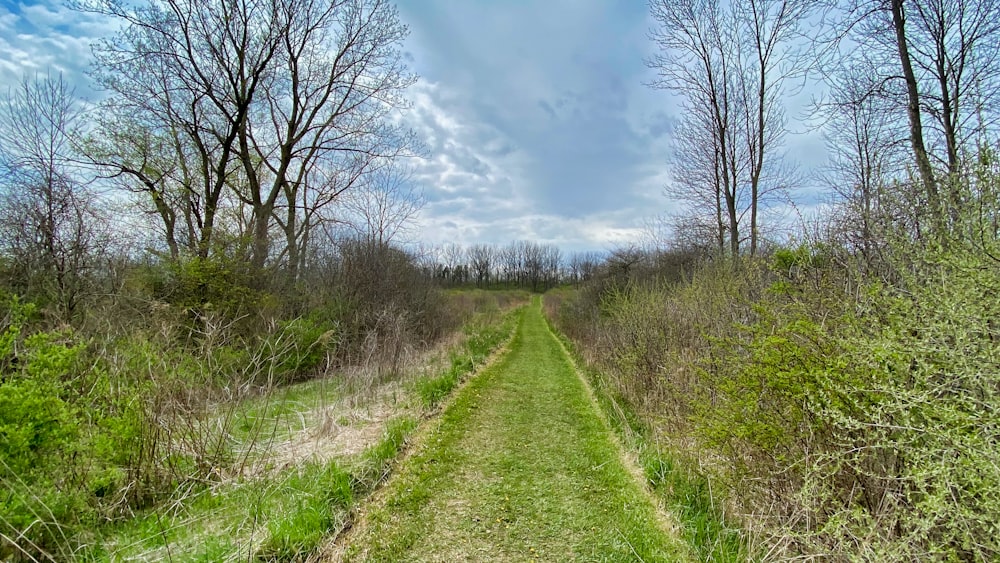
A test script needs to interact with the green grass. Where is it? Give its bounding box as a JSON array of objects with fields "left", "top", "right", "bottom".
[
  {"left": 72, "top": 373, "right": 345, "bottom": 561},
  {"left": 257, "top": 462, "right": 354, "bottom": 561},
  {"left": 634, "top": 450, "right": 747, "bottom": 563},
  {"left": 413, "top": 308, "right": 518, "bottom": 409},
  {"left": 85, "top": 414, "right": 420, "bottom": 562},
  {"left": 343, "top": 297, "right": 689, "bottom": 561},
  {"left": 226, "top": 377, "right": 340, "bottom": 449},
  {"left": 79, "top": 302, "right": 522, "bottom": 562},
  {"left": 83, "top": 461, "right": 351, "bottom": 561},
  {"left": 545, "top": 302, "right": 750, "bottom": 562},
  {"left": 354, "top": 416, "right": 419, "bottom": 490}
]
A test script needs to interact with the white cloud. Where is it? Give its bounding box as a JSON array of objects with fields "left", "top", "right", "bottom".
[
  {"left": 0, "top": 1, "right": 115, "bottom": 98},
  {"left": 402, "top": 80, "right": 534, "bottom": 207},
  {"left": 0, "top": 0, "right": 837, "bottom": 254},
  {"left": 400, "top": 79, "right": 654, "bottom": 252}
]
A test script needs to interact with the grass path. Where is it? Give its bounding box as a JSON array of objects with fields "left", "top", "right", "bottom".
[{"left": 335, "top": 298, "right": 689, "bottom": 562}]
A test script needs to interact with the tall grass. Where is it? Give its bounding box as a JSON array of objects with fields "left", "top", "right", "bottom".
[{"left": 544, "top": 296, "right": 748, "bottom": 561}]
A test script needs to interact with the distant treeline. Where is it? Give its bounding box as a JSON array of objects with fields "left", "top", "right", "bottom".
[{"left": 415, "top": 241, "right": 584, "bottom": 291}]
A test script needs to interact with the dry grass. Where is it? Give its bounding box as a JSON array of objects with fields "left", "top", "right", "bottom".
[{"left": 255, "top": 388, "right": 406, "bottom": 476}]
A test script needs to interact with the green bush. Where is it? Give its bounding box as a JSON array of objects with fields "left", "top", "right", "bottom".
[
  {"left": 799, "top": 248, "right": 1000, "bottom": 560},
  {"left": 266, "top": 316, "right": 339, "bottom": 383},
  {"left": 0, "top": 298, "right": 84, "bottom": 479},
  {"left": 0, "top": 379, "right": 78, "bottom": 477},
  {"left": 0, "top": 296, "right": 93, "bottom": 560},
  {"left": 147, "top": 256, "right": 256, "bottom": 309},
  {"left": 694, "top": 306, "right": 852, "bottom": 469}
]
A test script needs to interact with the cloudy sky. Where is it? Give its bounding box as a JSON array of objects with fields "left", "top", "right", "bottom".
[{"left": 0, "top": 0, "right": 827, "bottom": 253}]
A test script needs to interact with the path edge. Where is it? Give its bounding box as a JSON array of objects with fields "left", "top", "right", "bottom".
[{"left": 538, "top": 296, "right": 695, "bottom": 562}]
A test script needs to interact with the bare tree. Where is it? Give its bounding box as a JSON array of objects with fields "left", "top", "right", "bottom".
[
  {"left": 0, "top": 73, "right": 104, "bottom": 317},
  {"left": 466, "top": 244, "right": 494, "bottom": 288},
  {"left": 498, "top": 242, "right": 518, "bottom": 287},
  {"left": 85, "top": 0, "right": 284, "bottom": 261},
  {"left": 338, "top": 163, "right": 424, "bottom": 246},
  {"left": 817, "top": 63, "right": 908, "bottom": 259},
  {"left": 84, "top": 0, "right": 417, "bottom": 287},
  {"left": 648, "top": 0, "right": 743, "bottom": 256},
  {"left": 735, "top": 0, "right": 812, "bottom": 254},
  {"left": 541, "top": 244, "right": 562, "bottom": 290},
  {"left": 514, "top": 240, "right": 540, "bottom": 290},
  {"left": 820, "top": 0, "right": 1000, "bottom": 236},
  {"left": 567, "top": 251, "right": 603, "bottom": 285},
  {"left": 418, "top": 240, "right": 566, "bottom": 290},
  {"left": 511, "top": 240, "right": 562, "bottom": 291},
  {"left": 896, "top": 0, "right": 1000, "bottom": 212},
  {"left": 648, "top": 0, "right": 811, "bottom": 256},
  {"left": 666, "top": 105, "right": 727, "bottom": 254},
  {"left": 240, "top": 0, "right": 417, "bottom": 280},
  {"left": 439, "top": 242, "right": 466, "bottom": 285}
]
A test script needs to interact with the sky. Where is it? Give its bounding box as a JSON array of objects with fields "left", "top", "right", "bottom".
[{"left": 0, "top": 0, "right": 829, "bottom": 253}]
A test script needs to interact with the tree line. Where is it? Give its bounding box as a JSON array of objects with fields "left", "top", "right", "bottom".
[{"left": 415, "top": 241, "right": 605, "bottom": 291}]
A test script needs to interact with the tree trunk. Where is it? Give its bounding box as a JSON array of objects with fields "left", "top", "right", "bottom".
[
  {"left": 285, "top": 185, "right": 299, "bottom": 284},
  {"left": 750, "top": 58, "right": 766, "bottom": 257},
  {"left": 890, "top": 0, "right": 941, "bottom": 234},
  {"left": 714, "top": 144, "right": 726, "bottom": 254},
  {"left": 251, "top": 200, "right": 273, "bottom": 273}
]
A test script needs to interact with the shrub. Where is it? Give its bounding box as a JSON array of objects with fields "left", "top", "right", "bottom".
[
  {"left": 0, "top": 297, "right": 92, "bottom": 560},
  {"left": 262, "top": 316, "right": 339, "bottom": 384},
  {"left": 0, "top": 379, "right": 78, "bottom": 477},
  {"left": 794, "top": 248, "right": 1000, "bottom": 560},
  {"left": 334, "top": 240, "right": 449, "bottom": 366}
]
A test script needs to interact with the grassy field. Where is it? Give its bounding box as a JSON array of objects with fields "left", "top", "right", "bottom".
[
  {"left": 337, "top": 298, "right": 689, "bottom": 562},
  {"left": 74, "top": 298, "right": 522, "bottom": 562}
]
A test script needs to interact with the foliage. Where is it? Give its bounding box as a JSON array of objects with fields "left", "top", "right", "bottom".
[
  {"left": 138, "top": 255, "right": 258, "bottom": 315},
  {"left": 0, "top": 296, "right": 90, "bottom": 559},
  {"left": 799, "top": 247, "right": 1000, "bottom": 560},
  {"left": 550, "top": 183, "right": 1000, "bottom": 561},
  {"left": 264, "top": 316, "right": 339, "bottom": 384}
]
